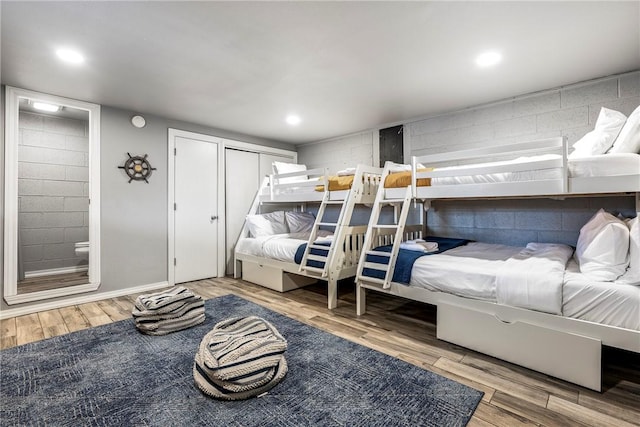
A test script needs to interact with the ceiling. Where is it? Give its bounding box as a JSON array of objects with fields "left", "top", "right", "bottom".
[{"left": 2, "top": 1, "right": 639, "bottom": 144}]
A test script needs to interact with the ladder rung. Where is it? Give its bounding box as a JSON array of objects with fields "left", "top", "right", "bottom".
[
  {"left": 372, "top": 224, "right": 398, "bottom": 229},
  {"left": 302, "top": 266, "right": 325, "bottom": 274},
  {"left": 363, "top": 262, "right": 388, "bottom": 271},
  {"left": 308, "top": 244, "right": 331, "bottom": 250},
  {"left": 366, "top": 250, "right": 391, "bottom": 257},
  {"left": 317, "top": 222, "right": 337, "bottom": 227},
  {"left": 324, "top": 200, "right": 343, "bottom": 205},
  {"left": 381, "top": 198, "right": 406, "bottom": 203},
  {"left": 307, "top": 254, "right": 327, "bottom": 262},
  {"left": 358, "top": 276, "right": 386, "bottom": 285}
]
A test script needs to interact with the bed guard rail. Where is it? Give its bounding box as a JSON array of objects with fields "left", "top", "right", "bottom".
[
  {"left": 411, "top": 137, "right": 568, "bottom": 198},
  {"left": 268, "top": 167, "right": 329, "bottom": 200}
]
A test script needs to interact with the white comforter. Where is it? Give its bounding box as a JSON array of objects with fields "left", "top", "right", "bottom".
[
  {"left": 495, "top": 242, "right": 574, "bottom": 315},
  {"left": 236, "top": 231, "right": 333, "bottom": 262},
  {"left": 410, "top": 242, "right": 573, "bottom": 315}
]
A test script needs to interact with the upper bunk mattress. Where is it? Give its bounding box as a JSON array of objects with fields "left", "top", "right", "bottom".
[
  {"left": 568, "top": 153, "right": 640, "bottom": 178},
  {"left": 428, "top": 153, "right": 639, "bottom": 186}
]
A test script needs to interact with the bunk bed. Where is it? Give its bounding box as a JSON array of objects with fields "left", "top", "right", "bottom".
[
  {"left": 234, "top": 163, "right": 383, "bottom": 309},
  {"left": 355, "top": 136, "right": 640, "bottom": 391}
]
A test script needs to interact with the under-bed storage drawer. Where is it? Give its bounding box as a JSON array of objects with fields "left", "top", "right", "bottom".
[
  {"left": 242, "top": 261, "right": 316, "bottom": 292},
  {"left": 437, "top": 302, "right": 602, "bottom": 391}
]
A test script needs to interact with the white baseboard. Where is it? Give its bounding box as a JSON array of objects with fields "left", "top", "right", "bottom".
[
  {"left": 24, "top": 265, "right": 88, "bottom": 279},
  {"left": 0, "top": 281, "right": 171, "bottom": 320}
]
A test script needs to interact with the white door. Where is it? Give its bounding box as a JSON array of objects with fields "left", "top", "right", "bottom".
[
  {"left": 225, "top": 149, "right": 260, "bottom": 274},
  {"left": 174, "top": 135, "right": 219, "bottom": 283}
]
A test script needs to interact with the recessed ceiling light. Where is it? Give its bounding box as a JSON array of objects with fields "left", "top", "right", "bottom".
[
  {"left": 56, "top": 48, "right": 85, "bottom": 64},
  {"left": 476, "top": 51, "right": 502, "bottom": 67},
  {"left": 32, "top": 102, "right": 61, "bottom": 112},
  {"left": 286, "top": 115, "right": 301, "bottom": 126}
]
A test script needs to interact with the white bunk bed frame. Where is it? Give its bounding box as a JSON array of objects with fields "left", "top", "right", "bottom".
[
  {"left": 356, "top": 137, "right": 640, "bottom": 391},
  {"left": 235, "top": 164, "right": 382, "bottom": 309}
]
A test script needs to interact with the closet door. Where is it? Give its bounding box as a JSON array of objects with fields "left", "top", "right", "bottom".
[
  {"left": 225, "top": 149, "right": 260, "bottom": 274},
  {"left": 174, "top": 136, "right": 219, "bottom": 283}
]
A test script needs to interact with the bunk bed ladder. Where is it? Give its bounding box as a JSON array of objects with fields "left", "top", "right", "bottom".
[
  {"left": 299, "top": 189, "right": 353, "bottom": 277},
  {"left": 356, "top": 184, "right": 412, "bottom": 289}
]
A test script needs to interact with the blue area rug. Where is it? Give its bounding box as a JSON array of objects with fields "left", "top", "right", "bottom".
[{"left": 0, "top": 294, "right": 482, "bottom": 426}]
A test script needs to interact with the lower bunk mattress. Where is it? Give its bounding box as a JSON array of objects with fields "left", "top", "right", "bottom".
[
  {"left": 235, "top": 231, "right": 333, "bottom": 263},
  {"left": 405, "top": 242, "right": 639, "bottom": 331}
]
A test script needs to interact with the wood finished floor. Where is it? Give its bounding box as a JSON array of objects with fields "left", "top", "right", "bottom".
[
  {"left": 17, "top": 270, "right": 89, "bottom": 294},
  {"left": 1, "top": 277, "right": 639, "bottom": 427}
]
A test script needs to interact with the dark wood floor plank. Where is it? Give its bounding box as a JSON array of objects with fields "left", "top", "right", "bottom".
[
  {"left": 490, "top": 391, "right": 588, "bottom": 427},
  {"left": 461, "top": 353, "right": 579, "bottom": 403},
  {"left": 473, "top": 401, "right": 540, "bottom": 427},
  {"left": 546, "top": 395, "right": 637, "bottom": 427}
]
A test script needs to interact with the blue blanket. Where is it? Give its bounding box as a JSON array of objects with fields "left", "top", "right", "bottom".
[
  {"left": 362, "top": 236, "right": 469, "bottom": 284},
  {"left": 294, "top": 240, "right": 332, "bottom": 269}
]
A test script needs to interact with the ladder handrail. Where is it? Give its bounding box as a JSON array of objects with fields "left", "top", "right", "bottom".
[{"left": 356, "top": 160, "right": 414, "bottom": 289}]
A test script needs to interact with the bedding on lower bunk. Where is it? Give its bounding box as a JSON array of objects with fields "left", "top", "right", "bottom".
[
  {"left": 373, "top": 240, "right": 638, "bottom": 330},
  {"left": 235, "top": 231, "right": 333, "bottom": 263},
  {"left": 563, "top": 259, "right": 640, "bottom": 330},
  {"left": 362, "top": 236, "right": 469, "bottom": 283}
]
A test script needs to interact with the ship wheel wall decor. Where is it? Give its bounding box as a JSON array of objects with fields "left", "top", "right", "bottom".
[{"left": 118, "top": 153, "right": 157, "bottom": 183}]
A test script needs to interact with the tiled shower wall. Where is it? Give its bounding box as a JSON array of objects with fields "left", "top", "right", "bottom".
[{"left": 18, "top": 111, "right": 90, "bottom": 274}]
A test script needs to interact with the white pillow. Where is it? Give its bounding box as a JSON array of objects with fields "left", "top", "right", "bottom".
[
  {"left": 608, "top": 104, "right": 640, "bottom": 154},
  {"left": 623, "top": 216, "right": 639, "bottom": 280},
  {"left": 569, "top": 107, "right": 626, "bottom": 158},
  {"left": 388, "top": 163, "right": 411, "bottom": 173},
  {"left": 575, "top": 209, "right": 630, "bottom": 281},
  {"left": 245, "top": 211, "right": 288, "bottom": 237},
  {"left": 285, "top": 211, "right": 316, "bottom": 233},
  {"left": 272, "top": 161, "right": 308, "bottom": 184}
]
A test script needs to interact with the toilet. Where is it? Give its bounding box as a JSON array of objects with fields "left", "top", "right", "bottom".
[{"left": 75, "top": 241, "right": 89, "bottom": 256}]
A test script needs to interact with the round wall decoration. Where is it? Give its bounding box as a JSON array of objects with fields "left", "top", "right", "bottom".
[{"left": 118, "top": 153, "right": 156, "bottom": 183}]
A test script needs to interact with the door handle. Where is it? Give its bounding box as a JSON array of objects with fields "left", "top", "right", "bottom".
[{"left": 210, "top": 215, "right": 218, "bottom": 221}]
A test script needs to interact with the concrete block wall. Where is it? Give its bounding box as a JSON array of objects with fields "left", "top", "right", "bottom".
[
  {"left": 406, "top": 71, "right": 640, "bottom": 157},
  {"left": 298, "top": 71, "right": 639, "bottom": 247},
  {"left": 426, "top": 196, "right": 636, "bottom": 247},
  {"left": 18, "top": 111, "right": 90, "bottom": 274},
  {"left": 405, "top": 70, "right": 640, "bottom": 246},
  {"left": 297, "top": 130, "right": 375, "bottom": 175}
]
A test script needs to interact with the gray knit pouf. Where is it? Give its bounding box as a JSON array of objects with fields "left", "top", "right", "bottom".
[
  {"left": 193, "top": 316, "right": 288, "bottom": 400},
  {"left": 132, "top": 286, "right": 205, "bottom": 335}
]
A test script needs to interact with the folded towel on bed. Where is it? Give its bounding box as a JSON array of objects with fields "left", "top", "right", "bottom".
[
  {"left": 400, "top": 240, "right": 439, "bottom": 252},
  {"left": 194, "top": 316, "right": 288, "bottom": 400},
  {"left": 132, "top": 286, "right": 205, "bottom": 335},
  {"left": 363, "top": 236, "right": 470, "bottom": 286}
]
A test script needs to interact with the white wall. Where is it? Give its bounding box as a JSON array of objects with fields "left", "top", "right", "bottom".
[{"left": 1, "top": 96, "right": 295, "bottom": 313}]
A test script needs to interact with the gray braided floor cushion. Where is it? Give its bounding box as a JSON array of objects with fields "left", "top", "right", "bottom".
[
  {"left": 132, "top": 286, "right": 205, "bottom": 335},
  {"left": 194, "top": 316, "right": 288, "bottom": 400}
]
